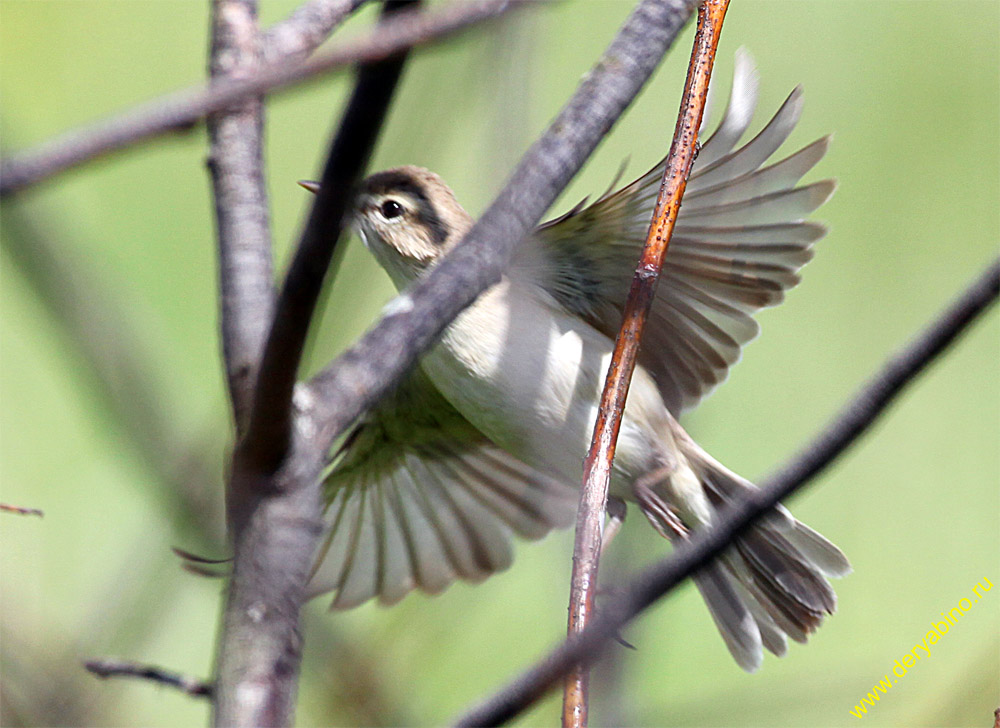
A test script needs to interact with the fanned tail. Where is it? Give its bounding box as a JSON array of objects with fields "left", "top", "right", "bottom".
[{"left": 640, "top": 430, "right": 850, "bottom": 672}]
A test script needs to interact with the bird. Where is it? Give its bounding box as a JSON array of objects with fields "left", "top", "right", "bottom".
[{"left": 303, "top": 50, "right": 850, "bottom": 672}]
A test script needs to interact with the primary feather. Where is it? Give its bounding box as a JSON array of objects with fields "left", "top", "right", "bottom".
[{"left": 524, "top": 48, "right": 835, "bottom": 414}]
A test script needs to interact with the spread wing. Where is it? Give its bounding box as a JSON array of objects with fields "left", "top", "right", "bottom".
[
  {"left": 308, "top": 369, "right": 579, "bottom": 609},
  {"left": 525, "top": 49, "right": 835, "bottom": 414}
]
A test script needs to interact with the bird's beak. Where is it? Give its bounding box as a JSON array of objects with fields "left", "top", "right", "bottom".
[{"left": 298, "top": 180, "right": 320, "bottom": 195}]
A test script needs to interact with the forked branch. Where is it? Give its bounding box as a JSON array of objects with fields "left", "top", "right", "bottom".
[
  {"left": 242, "top": 0, "right": 419, "bottom": 469},
  {"left": 212, "top": 2, "right": 418, "bottom": 725}
]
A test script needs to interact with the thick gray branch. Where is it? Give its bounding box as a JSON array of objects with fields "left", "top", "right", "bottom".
[
  {"left": 212, "top": 3, "right": 417, "bottom": 725},
  {"left": 212, "top": 441, "right": 326, "bottom": 728},
  {"left": 207, "top": 0, "right": 274, "bottom": 431}
]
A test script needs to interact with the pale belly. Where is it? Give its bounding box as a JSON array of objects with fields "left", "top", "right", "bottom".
[{"left": 420, "top": 278, "right": 674, "bottom": 498}]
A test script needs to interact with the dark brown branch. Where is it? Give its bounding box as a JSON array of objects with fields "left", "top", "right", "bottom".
[
  {"left": 453, "top": 256, "right": 1000, "bottom": 727},
  {"left": 211, "top": 3, "right": 418, "bottom": 726},
  {"left": 207, "top": 0, "right": 274, "bottom": 432},
  {"left": 262, "top": 0, "right": 370, "bottom": 63},
  {"left": 563, "top": 3, "right": 728, "bottom": 725},
  {"left": 0, "top": 0, "right": 518, "bottom": 197},
  {"left": 307, "top": 0, "right": 699, "bottom": 459},
  {"left": 242, "top": 0, "right": 418, "bottom": 469},
  {"left": 84, "top": 658, "right": 213, "bottom": 698}
]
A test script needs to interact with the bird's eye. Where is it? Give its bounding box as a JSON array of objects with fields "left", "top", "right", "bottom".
[{"left": 380, "top": 199, "right": 404, "bottom": 220}]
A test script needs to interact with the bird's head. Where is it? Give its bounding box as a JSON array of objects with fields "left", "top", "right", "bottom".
[{"left": 301, "top": 165, "right": 472, "bottom": 286}]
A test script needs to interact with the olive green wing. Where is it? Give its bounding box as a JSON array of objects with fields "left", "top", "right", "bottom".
[{"left": 308, "top": 369, "right": 579, "bottom": 609}]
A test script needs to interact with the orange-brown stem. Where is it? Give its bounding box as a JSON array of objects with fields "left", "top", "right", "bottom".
[{"left": 561, "top": 2, "right": 730, "bottom": 726}]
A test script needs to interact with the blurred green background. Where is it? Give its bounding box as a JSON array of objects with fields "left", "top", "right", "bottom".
[{"left": 1, "top": 1, "right": 997, "bottom": 726}]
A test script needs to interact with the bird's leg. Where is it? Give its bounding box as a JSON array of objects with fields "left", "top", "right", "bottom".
[
  {"left": 600, "top": 496, "right": 628, "bottom": 557},
  {"left": 632, "top": 466, "right": 689, "bottom": 540}
]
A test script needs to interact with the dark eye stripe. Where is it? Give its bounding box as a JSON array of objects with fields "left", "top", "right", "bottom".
[
  {"left": 365, "top": 172, "right": 449, "bottom": 245},
  {"left": 414, "top": 201, "right": 448, "bottom": 246}
]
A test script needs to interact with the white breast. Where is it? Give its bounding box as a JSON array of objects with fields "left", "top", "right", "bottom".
[{"left": 421, "top": 277, "right": 672, "bottom": 494}]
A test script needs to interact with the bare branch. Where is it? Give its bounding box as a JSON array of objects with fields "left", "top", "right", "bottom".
[
  {"left": 262, "top": 0, "right": 369, "bottom": 63},
  {"left": 453, "top": 256, "right": 1000, "bottom": 727},
  {"left": 0, "top": 0, "right": 519, "bottom": 197},
  {"left": 84, "top": 658, "right": 213, "bottom": 698},
  {"left": 207, "top": 0, "right": 274, "bottom": 431},
  {"left": 212, "top": 3, "right": 418, "bottom": 725},
  {"left": 307, "top": 0, "right": 699, "bottom": 458},
  {"left": 0, "top": 503, "right": 44, "bottom": 517},
  {"left": 242, "top": 0, "right": 418, "bottom": 469},
  {"left": 563, "top": 3, "right": 728, "bottom": 725}
]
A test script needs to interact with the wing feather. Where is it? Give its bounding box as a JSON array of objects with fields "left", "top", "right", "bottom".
[
  {"left": 696, "top": 47, "right": 759, "bottom": 167},
  {"left": 334, "top": 482, "right": 380, "bottom": 609},
  {"left": 309, "top": 369, "right": 578, "bottom": 608},
  {"left": 377, "top": 478, "right": 418, "bottom": 604},
  {"left": 525, "top": 50, "right": 833, "bottom": 413},
  {"left": 687, "top": 86, "right": 804, "bottom": 193},
  {"left": 684, "top": 136, "right": 830, "bottom": 207},
  {"left": 391, "top": 468, "right": 456, "bottom": 593}
]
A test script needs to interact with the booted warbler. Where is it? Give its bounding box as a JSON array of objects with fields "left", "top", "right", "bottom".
[{"left": 306, "top": 51, "right": 849, "bottom": 672}]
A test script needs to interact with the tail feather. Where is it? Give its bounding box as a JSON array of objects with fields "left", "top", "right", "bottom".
[
  {"left": 782, "top": 521, "right": 852, "bottom": 578},
  {"left": 693, "top": 563, "right": 763, "bottom": 672},
  {"left": 728, "top": 557, "right": 810, "bottom": 644},
  {"left": 641, "top": 429, "right": 849, "bottom": 671},
  {"left": 736, "top": 529, "right": 837, "bottom": 615},
  {"left": 727, "top": 570, "right": 789, "bottom": 657},
  {"left": 732, "top": 531, "right": 834, "bottom": 639}
]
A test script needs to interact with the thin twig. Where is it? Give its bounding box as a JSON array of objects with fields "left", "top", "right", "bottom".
[
  {"left": 0, "top": 503, "right": 44, "bottom": 517},
  {"left": 262, "top": 0, "right": 369, "bottom": 63},
  {"left": 84, "top": 658, "right": 213, "bottom": 699},
  {"left": 0, "top": 0, "right": 518, "bottom": 197},
  {"left": 563, "top": 3, "right": 728, "bottom": 725},
  {"left": 207, "top": 0, "right": 274, "bottom": 432},
  {"left": 242, "top": 0, "right": 418, "bottom": 470},
  {"left": 306, "top": 0, "right": 699, "bottom": 461},
  {"left": 453, "top": 257, "right": 1000, "bottom": 727},
  {"left": 212, "top": 3, "right": 418, "bottom": 726}
]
